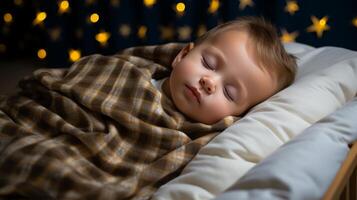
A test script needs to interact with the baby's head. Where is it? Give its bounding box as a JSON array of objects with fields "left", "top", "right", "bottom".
[{"left": 162, "top": 16, "right": 297, "bottom": 124}]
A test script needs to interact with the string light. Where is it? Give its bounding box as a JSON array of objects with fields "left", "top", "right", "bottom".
[
  {"left": 178, "top": 26, "right": 191, "bottom": 40},
  {"left": 239, "top": 0, "right": 254, "bottom": 10},
  {"left": 14, "top": 0, "right": 23, "bottom": 6},
  {"left": 90, "top": 13, "right": 100, "bottom": 23},
  {"left": 138, "top": 25, "right": 147, "bottom": 39},
  {"left": 110, "top": 0, "right": 120, "bottom": 7},
  {"left": 48, "top": 27, "right": 61, "bottom": 41},
  {"left": 119, "top": 24, "right": 131, "bottom": 37},
  {"left": 197, "top": 24, "right": 207, "bottom": 37},
  {"left": 33, "top": 12, "right": 47, "bottom": 26},
  {"left": 37, "top": 49, "right": 47, "bottom": 59},
  {"left": 58, "top": 0, "right": 70, "bottom": 14},
  {"left": 208, "top": 0, "right": 220, "bottom": 14},
  {"left": 144, "top": 0, "right": 156, "bottom": 8},
  {"left": 3, "top": 13, "right": 13, "bottom": 24},
  {"left": 352, "top": 17, "right": 357, "bottom": 28},
  {"left": 160, "top": 26, "right": 174, "bottom": 40},
  {"left": 175, "top": 2, "right": 186, "bottom": 16},
  {"left": 0, "top": 43, "right": 6, "bottom": 53},
  {"left": 69, "top": 49, "right": 81, "bottom": 62},
  {"left": 95, "top": 31, "right": 110, "bottom": 46}
]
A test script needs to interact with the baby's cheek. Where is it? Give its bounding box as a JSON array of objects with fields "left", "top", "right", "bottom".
[{"left": 203, "top": 102, "right": 232, "bottom": 121}]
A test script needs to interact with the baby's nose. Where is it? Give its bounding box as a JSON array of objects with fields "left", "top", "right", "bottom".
[{"left": 199, "top": 76, "right": 216, "bottom": 94}]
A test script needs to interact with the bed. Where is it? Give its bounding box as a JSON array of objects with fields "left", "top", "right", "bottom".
[{"left": 0, "top": 42, "right": 357, "bottom": 200}]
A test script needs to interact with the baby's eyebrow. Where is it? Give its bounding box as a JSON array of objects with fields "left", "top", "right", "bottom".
[{"left": 205, "top": 47, "right": 226, "bottom": 66}]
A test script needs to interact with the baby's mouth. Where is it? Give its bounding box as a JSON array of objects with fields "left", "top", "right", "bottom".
[{"left": 185, "top": 84, "right": 201, "bottom": 104}]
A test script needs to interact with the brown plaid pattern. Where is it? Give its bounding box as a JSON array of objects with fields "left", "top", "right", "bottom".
[{"left": 0, "top": 43, "right": 236, "bottom": 200}]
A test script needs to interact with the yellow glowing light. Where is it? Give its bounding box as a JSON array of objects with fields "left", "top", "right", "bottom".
[
  {"left": 95, "top": 31, "right": 110, "bottom": 46},
  {"left": 14, "top": 0, "right": 23, "bottom": 6},
  {"left": 33, "top": 12, "right": 47, "bottom": 25},
  {"left": 176, "top": 2, "right": 186, "bottom": 13},
  {"left": 119, "top": 24, "right": 131, "bottom": 37},
  {"left": 160, "top": 26, "right": 174, "bottom": 40},
  {"left": 0, "top": 43, "right": 6, "bottom": 53},
  {"left": 69, "top": 49, "right": 81, "bottom": 62},
  {"left": 178, "top": 26, "right": 192, "bottom": 41},
  {"left": 280, "top": 29, "right": 299, "bottom": 43},
  {"left": 59, "top": 0, "right": 70, "bottom": 14},
  {"left": 144, "top": 0, "right": 156, "bottom": 7},
  {"left": 3, "top": 13, "right": 13, "bottom": 23},
  {"left": 353, "top": 17, "right": 357, "bottom": 28},
  {"left": 285, "top": 0, "right": 299, "bottom": 15},
  {"left": 239, "top": 0, "right": 254, "bottom": 10},
  {"left": 110, "top": 0, "right": 120, "bottom": 7},
  {"left": 138, "top": 26, "right": 147, "bottom": 39},
  {"left": 37, "top": 49, "right": 47, "bottom": 59},
  {"left": 307, "top": 16, "right": 330, "bottom": 38},
  {"left": 197, "top": 24, "right": 207, "bottom": 37},
  {"left": 208, "top": 0, "right": 220, "bottom": 14},
  {"left": 90, "top": 13, "right": 99, "bottom": 23}
]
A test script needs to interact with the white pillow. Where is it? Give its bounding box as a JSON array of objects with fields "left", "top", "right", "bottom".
[{"left": 152, "top": 43, "right": 357, "bottom": 200}]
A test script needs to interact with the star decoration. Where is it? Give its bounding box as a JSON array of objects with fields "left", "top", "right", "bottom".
[
  {"left": 160, "top": 26, "right": 174, "bottom": 40},
  {"left": 352, "top": 17, "right": 357, "bottom": 28},
  {"left": 110, "top": 0, "right": 120, "bottom": 7},
  {"left": 95, "top": 30, "right": 110, "bottom": 46},
  {"left": 239, "top": 0, "right": 254, "bottom": 10},
  {"left": 137, "top": 25, "right": 147, "bottom": 39},
  {"left": 306, "top": 16, "right": 330, "bottom": 38},
  {"left": 178, "top": 26, "right": 192, "bottom": 41},
  {"left": 285, "top": 0, "right": 299, "bottom": 15},
  {"left": 119, "top": 24, "right": 131, "bottom": 37},
  {"left": 196, "top": 24, "right": 207, "bottom": 37},
  {"left": 208, "top": 0, "right": 220, "bottom": 14},
  {"left": 280, "top": 29, "right": 299, "bottom": 43},
  {"left": 48, "top": 27, "right": 62, "bottom": 41}
]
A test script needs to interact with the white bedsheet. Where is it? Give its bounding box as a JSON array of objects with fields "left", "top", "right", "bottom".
[{"left": 151, "top": 43, "right": 357, "bottom": 200}]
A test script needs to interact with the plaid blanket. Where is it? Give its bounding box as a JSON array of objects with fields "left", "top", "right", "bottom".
[{"left": 0, "top": 43, "right": 236, "bottom": 200}]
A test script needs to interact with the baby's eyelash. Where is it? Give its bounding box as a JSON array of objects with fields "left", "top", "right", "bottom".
[
  {"left": 224, "top": 87, "right": 234, "bottom": 101},
  {"left": 202, "top": 56, "right": 214, "bottom": 70}
]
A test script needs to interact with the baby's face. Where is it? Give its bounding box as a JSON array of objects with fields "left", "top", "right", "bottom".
[{"left": 166, "top": 30, "right": 277, "bottom": 124}]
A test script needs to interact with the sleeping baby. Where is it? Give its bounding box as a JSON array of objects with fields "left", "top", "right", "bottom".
[
  {"left": 154, "top": 16, "right": 297, "bottom": 124},
  {"left": 0, "top": 17, "right": 297, "bottom": 199}
]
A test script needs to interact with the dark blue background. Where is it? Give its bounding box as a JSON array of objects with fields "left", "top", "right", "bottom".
[{"left": 0, "top": 0, "right": 356, "bottom": 67}]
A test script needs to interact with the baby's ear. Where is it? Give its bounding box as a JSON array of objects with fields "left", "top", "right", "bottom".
[{"left": 171, "top": 42, "right": 194, "bottom": 68}]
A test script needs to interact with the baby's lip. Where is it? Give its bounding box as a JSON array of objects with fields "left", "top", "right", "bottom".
[{"left": 185, "top": 84, "right": 201, "bottom": 103}]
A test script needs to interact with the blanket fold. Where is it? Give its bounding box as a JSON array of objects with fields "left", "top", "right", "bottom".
[{"left": 0, "top": 43, "right": 236, "bottom": 199}]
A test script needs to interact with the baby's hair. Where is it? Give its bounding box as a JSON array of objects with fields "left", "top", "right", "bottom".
[{"left": 195, "top": 16, "right": 297, "bottom": 92}]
